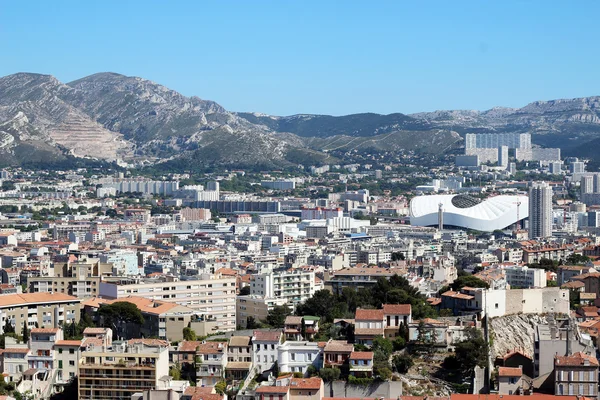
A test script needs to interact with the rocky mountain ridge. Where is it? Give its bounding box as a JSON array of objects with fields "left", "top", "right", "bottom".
[{"left": 1, "top": 71, "right": 600, "bottom": 168}]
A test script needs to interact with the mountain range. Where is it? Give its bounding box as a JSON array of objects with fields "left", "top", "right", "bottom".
[{"left": 0, "top": 72, "right": 599, "bottom": 169}]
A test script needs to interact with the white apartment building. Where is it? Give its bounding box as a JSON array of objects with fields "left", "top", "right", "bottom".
[
  {"left": 250, "top": 268, "right": 317, "bottom": 306},
  {"left": 252, "top": 330, "right": 282, "bottom": 373},
  {"left": 99, "top": 276, "right": 237, "bottom": 331},
  {"left": 277, "top": 341, "right": 322, "bottom": 375},
  {"left": 236, "top": 295, "right": 288, "bottom": 329},
  {"left": 503, "top": 265, "right": 547, "bottom": 288}
]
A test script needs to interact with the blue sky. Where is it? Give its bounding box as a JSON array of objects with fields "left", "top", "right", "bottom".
[{"left": 0, "top": 1, "right": 597, "bottom": 116}]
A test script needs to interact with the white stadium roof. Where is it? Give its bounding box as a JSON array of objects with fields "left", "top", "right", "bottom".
[{"left": 409, "top": 194, "right": 528, "bottom": 232}]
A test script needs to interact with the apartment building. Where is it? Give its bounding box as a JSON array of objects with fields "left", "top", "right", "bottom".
[
  {"left": 250, "top": 268, "right": 317, "bottom": 306},
  {"left": 28, "top": 259, "right": 113, "bottom": 299},
  {"left": 99, "top": 275, "right": 237, "bottom": 332},
  {"left": 28, "top": 327, "right": 63, "bottom": 370},
  {"left": 0, "top": 293, "right": 81, "bottom": 333},
  {"left": 252, "top": 330, "right": 282, "bottom": 373},
  {"left": 54, "top": 339, "right": 82, "bottom": 386},
  {"left": 78, "top": 340, "right": 170, "bottom": 400},
  {"left": 86, "top": 296, "right": 197, "bottom": 342},
  {"left": 555, "top": 353, "right": 599, "bottom": 396},
  {"left": 236, "top": 295, "right": 288, "bottom": 329},
  {"left": 226, "top": 336, "right": 253, "bottom": 384},
  {"left": 324, "top": 267, "right": 397, "bottom": 294},
  {"left": 503, "top": 265, "right": 547, "bottom": 288},
  {"left": 277, "top": 341, "right": 322, "bottom": 376},
  {"left": 196, "top": 341, "right": 228, "bottom": 387},
  {"left": 3, "top": 344, "right": 29, "bottom": 382}
]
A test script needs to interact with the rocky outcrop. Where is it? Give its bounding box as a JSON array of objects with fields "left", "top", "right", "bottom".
[{"left": 489, "top": 314, "right": 548, "bottom": 359}]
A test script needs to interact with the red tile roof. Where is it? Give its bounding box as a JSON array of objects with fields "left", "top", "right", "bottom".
[
  {"left": 290, "top": 377, "right": 323, "bottom": 390},
  {"left": 555, "top": 352, "right": 599, "bottom": 367},
  {"left": 498, "top": 366, "right": 522, "bottom": 377},
  {"left": 382, "top": 304, "right": 411, "bottom": 315},
  {"left": 355, "top": 308, "right": 384, "bottom": 321}
]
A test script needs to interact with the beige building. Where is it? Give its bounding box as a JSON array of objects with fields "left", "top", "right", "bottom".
[
  {"left": 84, "top": 296, "right": 197, "bottom": 341},
  {"left": 100, "top": 276, "right": 236, "bottom": 331},
  {"left": 54, "top": 339, "right": 82, "bottom": 386},
  {"left": 28, "top": 259, "right": 113, "bottom": 299},
  {"left": 498, "top": 366, "right": 523, "bottom": 395},
  {"left": 236, "top": 295, "right": 288, "bottom": 329},
  {"left": 555, "top": 352, "right": 599, "bottom": 396},
  {"left": 0, "top": 293, "right": 81, "bottom": 333},
  {"left": 78, "top": 339, "right": 170, "bottom": 400}
]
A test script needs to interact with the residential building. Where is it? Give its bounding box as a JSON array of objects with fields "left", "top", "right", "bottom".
[
  {"left": 236, "top": 295, "right": 288, "bottom": 329},
  {"left": 252, "top": 330, "right": 282, "bottom": 373},
  {"left": 0, "top": 293, "right": 80, "bottom": 333},
  {"left": 28, "top": 259, "right": 113, "bottom": 298},
  {"left": 196, "top": 341, "right": 228, "bottom": 387},
  {"left": 85, "top": 296, "right": 197, "bottom": 341},
  {"left": 529, "top": 182, "right": 553, "bottom": 239},
  {"left": 283, "top": 316, "right": 320, "bottom": 341},
  {"left": 226, "top": 336, "right": 253, "bottom": 384},
  {"left": 78, "top": 339, "right": 170, "bottom": 400},
  {"left": 277, "top": 341, "right": 322, "bottom": 376},
  {"left": 287, "top": 377, "right": 324, "bottom": 400},
  {"left": 498, "top": 366, "right": 523, "bottom": 395},
  {"left": 99, "top": 276, "right": 236, "bottom": 332},
  {"left": 250, "top": 268, "right": 317, "bottom": 306},
  {"left": 54, "top": 339, "right": 82, "bottom": 386},
  {"left": 503, "top": 265, "right": 547, "bottom": 288},
  {"left": 324, "top": 267, "right": 397, "bottom": 294},
  {"left": 383, "top": 304, "right": 412, "bottom": 339},
  {"left": 354, "top": 309, "right": 384, "bottom": 345},
  {"left": 323, "top": 339, "right": 353, "bottom": 368},
  {"left": 554, "top": 352, "right": 599, "bottom": 396},
  {"left": 349, "top": 351, "right": 374, "bottom": 377}
]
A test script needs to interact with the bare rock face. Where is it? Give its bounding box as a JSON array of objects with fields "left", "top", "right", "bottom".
[{"left": 490, "top": 314, "right": 548, "bottom": 359}]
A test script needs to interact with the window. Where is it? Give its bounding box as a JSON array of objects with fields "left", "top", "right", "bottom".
[
  {"left": 69, "top": 349, "right": 74, "bottom": 354},
  {"left": 69, "top": 360, "right": 75, "bottom": 366},
  {"left": 58, "top": 360, "right": 63, "bottom": 369},
  {"left": 58, "top": 348, "right": 63, "bottom": 354},
  {"left": 291, "top": 353, "right": 295, "bottom": 361}
]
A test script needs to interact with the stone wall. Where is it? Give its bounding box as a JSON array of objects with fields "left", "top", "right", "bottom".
[{"left": 325, "top": 380, "right": 403, "bottom": 398}]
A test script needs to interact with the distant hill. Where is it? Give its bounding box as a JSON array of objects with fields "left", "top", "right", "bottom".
[{"left": 1, "top": 71, "right": 600, "bottom": 168}]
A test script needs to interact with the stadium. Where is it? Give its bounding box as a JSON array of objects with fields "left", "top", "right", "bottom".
[{"left": 409, "top": 194, "right": 528, "bottom": 231}]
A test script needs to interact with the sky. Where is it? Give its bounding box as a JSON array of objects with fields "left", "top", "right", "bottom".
[{"left": 1, "top": 1, "right": 598, "bottom": 116}]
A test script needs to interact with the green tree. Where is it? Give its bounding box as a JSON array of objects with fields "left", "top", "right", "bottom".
[
  {"left": 22, "top": 323, "right": 29, "bottom": 343},
  {"left": 170, "top": 363, "right": 182, "bottom": 380},
  {"left": 239, "top": 286, "right": 251, "bottom": 295},
  {"left": 3, "top": 320, "right": 14, "bottom": 334},
  {"left": 266, "top": 305, "right": 291, "bottom": 328},
  {"left": 214, "top": 380, "right": 227, "bottom": 395},
  {"left": 319, "top": 367, "right": 341, "bottom": 382},
  {"left": 99, "top": 301, "right": 144, "bottom": 337},
  {"left": 183, "top": 327, "right": 197, "bottom": 341},
  {"left": 450, "top": 275, "right": 489, "bottom": 291},
  {"left": 372, "top": 337, "right": 393, "bottom": 358},
  {"left": 451, "top": 327, "right": 488, "bottom": 378},
  {"left": 246, "top": 316, "right": 261, "bottom": 330},
  {"left": 393, "top": 354, "right": 414, "bottom": 373}
]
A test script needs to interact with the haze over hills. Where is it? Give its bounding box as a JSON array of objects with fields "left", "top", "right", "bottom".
[{"left": 0, "top": 71, "right": 599, "bottom": 169}]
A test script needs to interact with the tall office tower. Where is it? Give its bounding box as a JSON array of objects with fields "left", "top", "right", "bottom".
[
  {"left": 438, "top": 203, "right": 444, "bottom": 230},
  {"left": 569, "top": 161, "right": 585, "bottom": 174},
  {"left": 528, "top": 182, "right": 553, "bottom": 238},
  {"left": 498, "top": 146, "right": 509, "bottom": 168},
  {"left": 582, "top": 176, "right": 594, "bottom": 195},
  {"left": 549, "top": 161, "right": 562, "bottom": 175}
]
